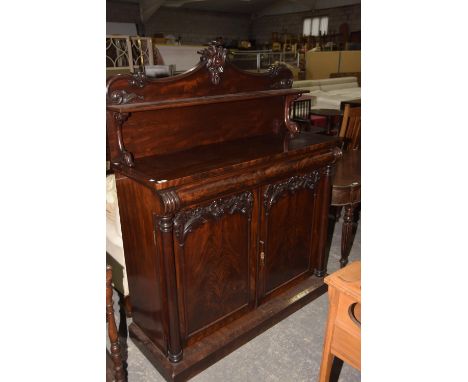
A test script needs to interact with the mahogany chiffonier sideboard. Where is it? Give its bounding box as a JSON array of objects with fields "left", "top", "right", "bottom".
[{"left": 106, "top": 40, "right": 342, "bottom": 381}]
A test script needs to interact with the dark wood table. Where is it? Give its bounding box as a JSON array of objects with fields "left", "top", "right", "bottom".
[
  {"left": 330, "top": 149, "right": 360, "bottom": 268},
  {"left": 310, "top": 108, "right": 343, "bottom": 135}
]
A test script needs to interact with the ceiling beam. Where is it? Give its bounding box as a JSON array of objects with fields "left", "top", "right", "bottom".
[{"left": 139, "top": 0, "right": 165, "bottom": 24}]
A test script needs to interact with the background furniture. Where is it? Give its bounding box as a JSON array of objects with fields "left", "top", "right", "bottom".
[
  {"left": 106, "top": 265, "right": 127, "bottom": 382},
  {"left": 338, "top": 105, "right": 361, "bottom": 150},
  {"left": 328, "top": 104, "right": 361, "bottom": 268},
  {"left": 291, "top": 95, "right": 326, "bottom": 133},
  {"left": 340, "top": 98, "right": 360, "bottom": 110},
  {"left": 330, "top": 72, "right": 361, "bottom": 87},
  {"left": 310, "top": 108, "right": 343, "bottom": 135},
  {"left": 292, "top": 77, "right": 360, "bottom": 110},
  {"left": 305, "top": 51, "right": 360, "bottom": 80},
  {"left": 330, "top": 150, "right": 361, "bottom": 268},
  {"left": 106, "top": 40, "right": 341, "bottom": 381},
  {"left": 319, "top": 261, "right": 361, "bottom": 382},
  {"left": 145, "top": 65, "right": 174, "bottom": 78}
]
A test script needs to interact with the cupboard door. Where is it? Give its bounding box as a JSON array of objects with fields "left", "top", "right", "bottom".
[
  {"left": 173, "top": 191, "right": 256, "bottom": 345},
  {"left": 259, "top": 171, "right": 321, "bottom": 300}
]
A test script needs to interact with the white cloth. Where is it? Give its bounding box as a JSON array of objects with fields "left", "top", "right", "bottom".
[{"left": 106, "top": 174, "right": 129, "bottom": 295}]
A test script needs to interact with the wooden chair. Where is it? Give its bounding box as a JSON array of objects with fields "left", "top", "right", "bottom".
[
  {"left": 319, "top": 261, "right": 361, "bottom": 382},
  {"left": 106, "top": 265, "right": 127, "bottom": 382},
  {"left": 338, "top": 104, "right": 360, "bottom": 150}
]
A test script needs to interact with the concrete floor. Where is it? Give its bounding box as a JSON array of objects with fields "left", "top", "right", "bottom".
[{"left": 111, "top": 220, "right": 361, "bottom": 382}]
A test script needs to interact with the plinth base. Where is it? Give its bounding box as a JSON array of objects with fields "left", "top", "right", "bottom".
[{"left": 129, "top": 275, "right": 327, "bottom": 382}]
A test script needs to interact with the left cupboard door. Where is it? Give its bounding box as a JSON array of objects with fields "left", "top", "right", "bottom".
[{"left": 172, "top": 191, "right": 258, "bottom": 346}]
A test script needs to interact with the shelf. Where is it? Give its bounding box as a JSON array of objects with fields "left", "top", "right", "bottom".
[{"left": 107, "top": 88, "right": 307, "bottom": 113}]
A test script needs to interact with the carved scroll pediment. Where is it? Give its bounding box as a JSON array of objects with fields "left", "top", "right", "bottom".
[
  {"left": 109, "top": 90, "right": 144, "bottom": 105},
  {"left": 263, "top": 171, "right": 320, "bottom": 213},
  {"left": 198, "top": 39, "right": 227, "bottom": 85},
  {"left": 173, "top": 191, "right": 253, "bottom": 245}
]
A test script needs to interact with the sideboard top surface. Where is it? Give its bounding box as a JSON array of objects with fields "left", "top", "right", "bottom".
[{"left": 112, "top": 131, "right": 338, "bottom": 190}]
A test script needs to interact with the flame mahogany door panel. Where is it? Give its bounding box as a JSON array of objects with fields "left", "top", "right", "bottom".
[
  {"left": 172, "top": 191, "right": 258, "bottom": 346},
  {"left": 258, "top": 171, "right": 321, "bottom": 302}
]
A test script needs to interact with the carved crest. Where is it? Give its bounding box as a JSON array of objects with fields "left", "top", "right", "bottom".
[
  {"left": 198, "top": 39, "right": 227, "bottom": 85},
  {"left": 263, "top": 171, "right": 320, "bottom": 213},
  {"left": 129, "top": 70, "right": 148, "bottom": 88},
  {"left": 173, "top": 191, "right": 253, "bottom": 245}
]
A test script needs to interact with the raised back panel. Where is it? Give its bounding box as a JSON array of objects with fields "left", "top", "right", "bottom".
[
  {"left": 106, "top": 40, "right": 299, "bottom": 163},
  {"left": 120, "top": 98, "right": 284, "bottom": 158}
]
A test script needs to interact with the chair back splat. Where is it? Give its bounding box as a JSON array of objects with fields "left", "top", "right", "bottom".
[{"left": 339, "top": 105, "right": 361, "bottom": 150}]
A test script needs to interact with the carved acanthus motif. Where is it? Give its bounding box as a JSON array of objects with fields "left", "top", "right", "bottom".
[
  {"left": 263, "top": 171, "right": 320, "bottom": 213},
  {"left": 267, "top": 63, "right": 288, "bottom": 77},
  {"left": 173, "top": 191, "right": 253, "bottom": 245},
  {"left": 198, "top": 40, "right": 227, "bottom": 85},
  {"left": 129, "top": 71, "right": 148, "bottom": 88},
  {"left": 109, "top": 89, "right": 144, "bottom": 105},
  {"left": 113, "top": 112, "right": 134, "bottom": 167},
  {"left": 332, "top": 146, "right": 343, "bottom": 162},
  {"left": 270, "top": 78, "right": 293, "bottom": 89}
]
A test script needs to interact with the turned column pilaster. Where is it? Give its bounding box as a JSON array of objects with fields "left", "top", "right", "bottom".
[
  {"left": 314, "top": 164, "right": 334, "bottom": 277},
  {"left": 157, "top": 189, "right": 183, "bottom": 363}
]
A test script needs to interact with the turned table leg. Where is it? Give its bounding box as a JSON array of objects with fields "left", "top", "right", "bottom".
[
  {"left": 340, "top": 204, "right": 358, "bottom": 268},
  {"left": 117, "top": 291, "right": 129, "bottom": 373}
]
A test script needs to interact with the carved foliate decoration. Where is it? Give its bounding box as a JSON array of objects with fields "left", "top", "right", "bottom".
[
  {"left": 267, "top": 63, "right": 288, "bottom": 77},
  {"left": 129, "top": 71, "right": 147, "bottom": 88},
  {"left": 109, "top": 90, "right": 144, "bottom": 105},
  {"left": 173, "top": 191, "right": 253, "bottom": 245},
  {"left": 332, "top": 146, "right": 343, "bottom": 162},
  {"left": 198, "top": 40, "right": 227, "bottom": 85},
  {"left": 263, "top": 171, "right": 320, "bottom": 213},
  {"left": 270, "top": 78, "right": 293, "bottom": 89}
]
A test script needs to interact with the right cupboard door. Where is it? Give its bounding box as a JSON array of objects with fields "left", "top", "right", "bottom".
[{"left": 258, "top": 171, "right": 321, "bottom": 301}]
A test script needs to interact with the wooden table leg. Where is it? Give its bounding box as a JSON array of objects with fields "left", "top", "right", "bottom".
[{"left": 340, "top": 204, "right": 357, "bottom": 268}]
